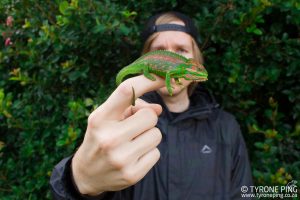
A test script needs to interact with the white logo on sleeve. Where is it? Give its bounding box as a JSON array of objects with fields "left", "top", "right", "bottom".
[{"left": 201, "top": 145, "right": 212, "bottom": 154}]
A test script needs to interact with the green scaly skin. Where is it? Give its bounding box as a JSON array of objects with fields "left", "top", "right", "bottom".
[{"left": 116, "top": 50, "right": 208, "bottom": 105}]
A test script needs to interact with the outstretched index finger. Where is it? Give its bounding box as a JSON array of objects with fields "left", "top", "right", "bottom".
[{"left": 97, "top": 75, "right": 164, "bottom": 120}]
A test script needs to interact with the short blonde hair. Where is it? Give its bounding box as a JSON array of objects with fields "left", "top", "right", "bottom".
[{"left": 141, "top": 12, "right": 204, "bottom": 95}]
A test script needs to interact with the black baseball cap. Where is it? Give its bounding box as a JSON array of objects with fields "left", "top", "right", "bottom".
[{"left": 141, "top": 11, "right": 201, "bottom": 45}]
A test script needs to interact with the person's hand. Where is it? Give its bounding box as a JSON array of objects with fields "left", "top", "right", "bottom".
[{"left": 71, "top": 75, "right": 165, "bottom": 196}]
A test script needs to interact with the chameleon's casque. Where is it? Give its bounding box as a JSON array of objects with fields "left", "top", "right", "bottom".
[{"left": 116, "top": 50, "right": 208, "bottom": 96}]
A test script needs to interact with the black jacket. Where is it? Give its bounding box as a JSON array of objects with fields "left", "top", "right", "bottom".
[{"left": 50, "top": 85, "right": 253, "bottom": 200}]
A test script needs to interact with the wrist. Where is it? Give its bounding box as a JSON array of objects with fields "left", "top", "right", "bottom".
[{"left": 70, "top": 155, "right": 104, "bottom": 196}]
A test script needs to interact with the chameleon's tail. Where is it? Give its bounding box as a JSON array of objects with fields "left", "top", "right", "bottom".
[{"left": 116, "top": 65, "right": 142, "bottom": 85}]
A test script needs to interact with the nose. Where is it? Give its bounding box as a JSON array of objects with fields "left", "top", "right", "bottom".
[{"left": 165, "top": 48, "right": 176, "bottom": 53}]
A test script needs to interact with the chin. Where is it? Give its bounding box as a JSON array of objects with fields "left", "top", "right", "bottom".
[
  {"left": 157, "top": 85, "right": 186, "bottom": 97},
  {"left": 157, "top": 79, "right": 192, "bottom": 97}
]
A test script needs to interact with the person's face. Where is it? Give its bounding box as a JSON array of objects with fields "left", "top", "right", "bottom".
[{"left": 149, "top": 21, "right": 194, "bottom": 97}]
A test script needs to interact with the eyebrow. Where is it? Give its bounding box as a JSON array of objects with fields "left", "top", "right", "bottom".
[{"left": 151, "top": 44, "right": 191, "bottom": 50}]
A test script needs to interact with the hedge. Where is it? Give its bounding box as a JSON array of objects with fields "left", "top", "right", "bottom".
[{"left": 0, "top": 0, "right": 299, "bottom": 199}]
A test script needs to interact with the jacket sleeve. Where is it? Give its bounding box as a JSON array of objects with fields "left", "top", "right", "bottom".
[
  {"left": 229, "top": 120, "right": 254, "bottom": 199},
  {"left": 50, "top": 156, "right": 113, "bottom": 200}
]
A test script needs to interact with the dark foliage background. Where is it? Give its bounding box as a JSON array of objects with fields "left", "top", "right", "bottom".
[{"left": 0, "top": 0, "right": 299, "bottom": 199}]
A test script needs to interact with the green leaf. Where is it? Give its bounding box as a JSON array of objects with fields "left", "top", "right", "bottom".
[
  {"left": 92, "top": 24, "right": 106, "bottom": 34},
  {"left": 84, "top": 98, "right": 93, "bottom": 106},
  {"left": 119, "top": 24, "right": 130, "bottom": 36},
  {"left": 56, "top": 139, "right": 66, "bottom": 147},
  {"left": 59, "top": 1, "right": 69, "bottom": 15},
  {"left": 253, "top": 28, "right": 263, "bottom": 35}
]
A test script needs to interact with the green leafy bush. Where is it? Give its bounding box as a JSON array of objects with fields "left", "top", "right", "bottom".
[{"left": 0, "top": 0, "right": 299, "bottom": 199}]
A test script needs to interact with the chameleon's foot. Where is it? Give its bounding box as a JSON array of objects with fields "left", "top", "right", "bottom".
[
  {"left": 167, "top": 86, "right": 174, "bottom": 96},
  {"left": 143, "top": 70, "right": 156, "bottom": 81},
  {"left": 175, "top": 78, "right": 182, "bottom": 85}
]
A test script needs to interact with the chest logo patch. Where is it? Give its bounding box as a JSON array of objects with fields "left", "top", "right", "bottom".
[{"left": 201, "top": 145, "right": 212, "bottom": 154}]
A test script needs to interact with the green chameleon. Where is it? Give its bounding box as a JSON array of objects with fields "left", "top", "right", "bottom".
[{"left": 116, "top": 50, "right": 208, "bottom": 105}]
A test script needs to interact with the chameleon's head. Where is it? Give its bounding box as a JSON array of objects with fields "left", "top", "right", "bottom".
[{"left": 185, "top": 58, "right": 208, "bottom": 82}]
